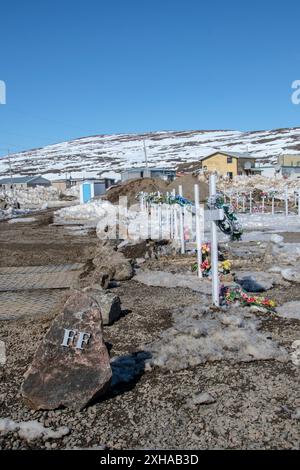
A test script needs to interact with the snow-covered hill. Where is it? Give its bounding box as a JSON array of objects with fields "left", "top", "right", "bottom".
[{"left": 1, "top": 127, "right": 300, "bottom": 181}]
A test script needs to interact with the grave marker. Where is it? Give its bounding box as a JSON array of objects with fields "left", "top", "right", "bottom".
[{"left": 21, "top": 291, "right": 111, "bottom": 410}]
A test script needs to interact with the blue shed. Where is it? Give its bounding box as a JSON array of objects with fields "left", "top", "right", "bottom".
[{"left": 79, "top": 178, "right": 115, "bottom": 203}]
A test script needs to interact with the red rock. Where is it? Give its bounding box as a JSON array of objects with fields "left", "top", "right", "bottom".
[{"left": 21, "top": 291, "right": 112, "bottom": 410}]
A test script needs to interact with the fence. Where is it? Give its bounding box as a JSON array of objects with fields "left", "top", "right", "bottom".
[{"left": 223, "top": 188, "right": 300, "bottom": 216}]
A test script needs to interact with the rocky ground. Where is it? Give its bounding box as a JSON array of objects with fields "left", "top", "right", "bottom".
[{"left": 0, "top": 211, "right": 299, "bottom": 450}]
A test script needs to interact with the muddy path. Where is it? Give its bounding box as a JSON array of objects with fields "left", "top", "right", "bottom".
[{"left": 0, "top": 210, "right": 97, "bottom": 267}]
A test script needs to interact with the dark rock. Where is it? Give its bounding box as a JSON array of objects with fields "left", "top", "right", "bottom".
[
  {"left": 234, "top": 271, "right": 274, "bottom": 292},
  {"left": 93, "top": 249, "right": 134, "bottom": 281},
  {"left": 118, "top": 240, "right": 147, "bottom": 259},
  {"left": 83, "top": 286, "right": 122, "bottom": 325},
  {"left": 21, "top": 291, "right": 112, "bottom": 410}
]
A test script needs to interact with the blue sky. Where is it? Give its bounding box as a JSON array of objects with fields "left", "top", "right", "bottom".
[{"left": 0, "top": 0, "right": 300, "bottom": 155}]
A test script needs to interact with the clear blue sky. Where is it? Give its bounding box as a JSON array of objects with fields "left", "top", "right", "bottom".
[{"left": 1, "top": 0, "right": 300, "bottom": 156}]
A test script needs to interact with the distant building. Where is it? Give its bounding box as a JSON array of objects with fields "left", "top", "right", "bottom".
[
  {"left": 52, "top": 177, "right": 115, "bottom": 193},
  {"left": 0, "top": 175, "right": 51, "bottom": 190},
  {"left": 79, "top": 178, "right": 116, "bottom": 203},
  {"left": 278, "top": 154, "right": 300, "bottom": 179},
  {"left": 253, "top": 165, "right": 276, "bottom": 178},
  {"left": 197, "top": 151, "right": 259, "bottom": 178},
  {"left": 121, "top": 167, "right": 176, "bottom": 183}
]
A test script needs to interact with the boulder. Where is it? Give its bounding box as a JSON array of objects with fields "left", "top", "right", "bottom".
[
  {"left": 113, "top": 257, "right": 134, "bottom": 281},
  {"left": 83, "top": 286, "right": 122, "bottom": 325},
  {"left": 276, "top": 301, "right": 300, "bottom": 320},
  {"left": 133, "top": 270, "right": 212, "bottom": 295},
  {"left": 265, "top": 243, "right": 300, "bottom": 268},
  {"left": 270, "top": 234, "right": 284, "bottom": 246},
  {"left": 91, "top": 269, "right": 113, "bottom": 289},
  {"left": 117, "top": 240, "right": 147, "bottom": 259},
  {"left": 21, "top": 291, "right": 112, "bottom": 410},
  {"left": 93, "top": 249, "right": 134, "bottom": 281},
  {"left": 234, "top": 271, "right": 275, "bottom": 292},
  {"left": 281, "top": 268, "right": 300, "bottom": 283}
]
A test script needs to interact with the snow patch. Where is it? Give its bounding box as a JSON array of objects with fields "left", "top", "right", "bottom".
[
  {"left": 144, "top": 305, "right": 288, "bottom": 371},
  {"left": 0, "top": 418, "right": 69, "bottom": 441}
]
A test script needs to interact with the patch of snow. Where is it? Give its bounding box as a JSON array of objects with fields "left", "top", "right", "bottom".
[
  {"left": 0, "top": 341, "right": 6, "bottom": 365},
  {"left": 8, "top": 217, "right": 36, "bottom": 224},
  {"left": 144, "top": 305, "right": 288, "bottom": 371},
  {"left": 0, "top": 418, "right": 69, "bottom": 441}
]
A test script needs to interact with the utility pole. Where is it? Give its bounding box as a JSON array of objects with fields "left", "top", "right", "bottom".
[
  {"left": 8, "top": 149, "right": 12, "bottom": 185},
  {"left": 8, "top": 149, "right": 16, "bottom": 203},
  {"left": 143, "top": 140, "right": 148, "bottom": 168}
]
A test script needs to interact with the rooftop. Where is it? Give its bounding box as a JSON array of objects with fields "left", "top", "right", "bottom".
[
  {"left": 0, "top": 175, "right": 46, "bottom": 185},
  {"left": 201, "top": 151, "right": 258, "bottom": 160}
]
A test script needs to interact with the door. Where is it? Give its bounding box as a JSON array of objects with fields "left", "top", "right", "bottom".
[{"left": 83, "top": 183, "right": 92, "bottom": 203}]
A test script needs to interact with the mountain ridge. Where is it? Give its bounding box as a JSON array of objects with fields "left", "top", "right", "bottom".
[{"left": 1, "top": 127, "right": 300, "bottom": 181}]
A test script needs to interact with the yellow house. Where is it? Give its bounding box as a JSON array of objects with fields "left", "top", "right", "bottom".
[
  {"left": 278, "top": 154, "right": 300, "bottom": 179},
  {"left": 199, "top": 151, "right": 258, "bottom": 178},
  {"left": 279, "top": 154, "right": 300, "bottom": 167}
]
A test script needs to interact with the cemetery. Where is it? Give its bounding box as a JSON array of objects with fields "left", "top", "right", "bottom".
[{"left": 0, "top": 174, "right": 300, "bottom": 450}]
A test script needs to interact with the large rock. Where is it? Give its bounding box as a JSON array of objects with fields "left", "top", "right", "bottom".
[
  {"left": 281, "top": 268, "right": 300, "bottom": 283},
  {"left": 83, "top": 286, "right": 122, "bottom": 325},
  {"left": 234, "top": 271, "right": 275, "bottom": 292},
  {"left": 276, "top": 301, "right": 300, "bottom": 320},
  {"left": 21, "top": 291, "right": 112, "bottom": 410},
  {"left": 93, "top": 249, "right": 134, "bottom": 281},
  {"left": 117, "top": 240, "right": 148, "bottom": 259},
  {"left": 264, "top": 243, "right": 300, "bottom": 268},
  {"left": 133, "top": 270, "right": 212, "bottom": 295}
]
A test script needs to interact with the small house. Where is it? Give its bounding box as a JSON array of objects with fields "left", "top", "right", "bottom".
[
  {"left": 278, "top": 154, "right": 300, "bottom": 179},
  {"left": 197, "top": 151, "right": 259, "bottom": 178},
  {"left": 0, "top": 175, "right": 51, "bottom": 190},
  {"left": 121, "top": 167, "right": 176, "bottom": 183}
]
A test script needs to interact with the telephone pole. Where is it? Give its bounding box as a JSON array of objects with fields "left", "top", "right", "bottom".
[{"left": 143, "top": 140, "right": 148, "bottom": 168}]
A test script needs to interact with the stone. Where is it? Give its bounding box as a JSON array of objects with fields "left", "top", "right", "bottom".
[
  {"left": 188, "top": 392, "right": 216, "bottom": 406},
  {"left": 117, "top": 240, "right": 147, "bottom": 259},
  {"left": 276, "top": 301, "right": 300, "bottom": 320},
  {"left": 93, "top": 248, "right": 134, "bottom": 281},
  {"left": 133, "top": 270, "right": 211, "bottom": 295},
  {"left": 281, "top": 268, "right": 300, "bottom": 283},
  {"left": 91, "top": 270, "right": 111, "bottom": 289},
  {"left": 83, "top": 286, "right": 122, "bottom": 325},
  {"left": 270, "top": 234, "right": 284, "bottom": 246},
  {"left": 234, "top": 271, "right": 275, "bottom": 292},
  {"left": 21, "top": 291, "right": 112, "bottom": 410},
  {"left": 0, "top": 340, "right": 6, "bottom": 366},
  {"left": 290, "top": 340, "right": 300, "bottom": 366},
  {"left": 266, "top": 243, "right": 300, "bottom": 267},
  {"left": 113, "top": 257, "right": 134, "bottom": 281}
]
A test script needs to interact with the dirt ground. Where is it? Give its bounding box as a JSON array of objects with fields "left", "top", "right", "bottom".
[
  {"left": 104, "top": 176, "right": 209, "bottom": 206},
  {"left": 0, "top": 211, "right": 97, "bottom": 267},
  {"left": 0, "top": 212, "right": 299, "bottom": 450}
]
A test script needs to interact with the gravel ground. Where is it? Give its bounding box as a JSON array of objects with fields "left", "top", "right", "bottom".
[{"left": 0, "top": 214, "right": 299, "bottom": 450}]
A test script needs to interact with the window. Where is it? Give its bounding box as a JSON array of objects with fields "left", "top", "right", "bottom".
[
  {"left": 227, "top": 156, "right": 233, "bottom": 163},
  {"left": 227, "top": 172, "right": 233, "bottom": 179}
]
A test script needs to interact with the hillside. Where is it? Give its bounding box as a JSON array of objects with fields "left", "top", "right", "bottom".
[{"left": 1, "top": 127, "right": 300, "bottom": 181}]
